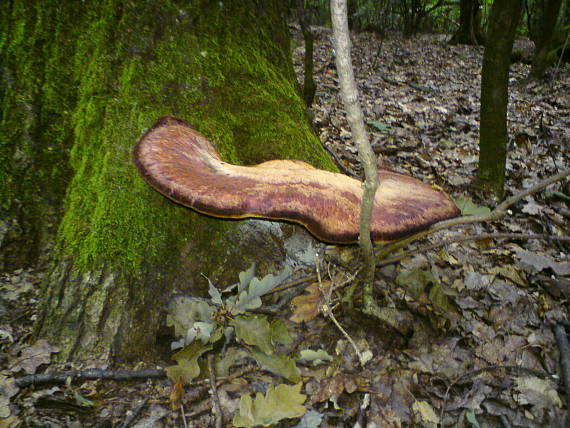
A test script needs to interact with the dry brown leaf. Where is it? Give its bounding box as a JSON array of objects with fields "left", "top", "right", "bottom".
[
  {"left": 310, "top": 373, "right": 371, "bottom": 404},
  {"left": 169, "top": 379, "right": 184, "bottom": 410},
  {"left": 290, "top": 281, "right": 330, "bottom": 323}
]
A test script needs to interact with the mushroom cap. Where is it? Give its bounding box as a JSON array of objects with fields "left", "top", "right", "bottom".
[{"left": 134, "top": 116, "right": 460, "bottom": 244}]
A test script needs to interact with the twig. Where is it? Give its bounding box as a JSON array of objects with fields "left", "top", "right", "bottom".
[
  {"left": 15, "top": 368, "right": 166, "bottom": 388},
  {"left": 118, "top": 397, "right": 149, "bottom": 428},
  {"left": 315, "top": 252, "right": 367, "bottom": 366},
  {"left": 266, "top": 274, "right": 317, "bottom": 296},
  {"left": 553, "top": 324, "right": 570, "bottom": 426},
  {"left": 378, "top": 233, "right": 570, "bottom": 267},
  {"left": 496, "top": 169, "right": 570, "bottom": 212},
  {"left": 377, "top": 168, "right": 570, "bottom": 259},
  {"left": 180, "top": 403, "right": 189, "bottom": 428},
  {"left": 208, "top": 354, "right": 223, "bottom": 428},
  {"left": 321, "top": 143, "right": 357, "bottom": 177}
]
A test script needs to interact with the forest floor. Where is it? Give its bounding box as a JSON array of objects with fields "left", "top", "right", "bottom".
[{"left": 1, "top": 26, "right": 569, "bottom": 428}]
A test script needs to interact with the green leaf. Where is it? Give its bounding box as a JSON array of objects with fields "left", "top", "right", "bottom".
[
  {"left": 215, "top": 347, "right": 249, "bottom": 377},
  {"left": 208, "top": 279, "right": 223, "bottom": 306},
  {"left": 167, "top": 296, "right": 215, "bottom": 339},
  {"left": 73, "top": 391, "right": 96, "bottom": 407},
  {"left": 298, "top": 349, "right": 333, "bottom": 366},
  {"left": 271, "top": 319, "right": 293, "bottom": 346},
  {"left": 366, "top": 120, "right": 391, "bottom": 132},
  {"left": 232, "top": 383, "right": 306, "bottom": 427},
  {"left": 231, "top": 315, "right": 274, "bottom": 354},
  {"left": 466, "top": 412, "right": 481, "bottom": 428},
  {"left": 238, "top": 263, "right": 257, "bottom": 294},
  {"left": 186, "top": 321, "right": 215, "bottom": 344},
  {"left": 165, "top": 341, "right": 212, "bottom": 383},
  {"left": 553, "top": 191, "right": 570, "bottom": 202},
  {"left": 251, "top": 349, "right": 301, "bottom": 382},
  {"left": 452, "top": 197, "right": 490, "bottom": 216},
  {"left": 209, "top": 325, "right": 225, "bottom": 344},
  {"left": 233, "top": 267, "right": 291, "bottom": 314}
]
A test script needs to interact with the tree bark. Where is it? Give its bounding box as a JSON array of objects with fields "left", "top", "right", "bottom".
[
  {"left": 0, "top": 0, "right": 76, "bottom": 271},
  {"left": 530, "top": 0, "right": 563, "bottom": 77},
  {"left": 1, "top": 0, "right": 334, "bottom": 362},
  {"left": 449, "top": 0, "right": 485, "bottom": 45},
  {"left": 478, "top": 0, "right": 523, "bottom": 199},
  {"left": 298, "top": 0, "right": 316, "bottom": 106}
]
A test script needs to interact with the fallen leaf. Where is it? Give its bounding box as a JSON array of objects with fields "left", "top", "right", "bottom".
[
  {"left": 290, "top": 282, "right": 329, "bottom": 323},
  {"left": 412, "top": 400, "right": 440, "bottom": 428},
  {"left": 0, "top": 375, "right": 19, "bottom": 418},
  {"left": 310, "top": 373, "right": 371, "bottom": 404},
  {"left": 232, "top": 383, "right": 306, "bottom": 427},
  {"left": 10, "top": 339, "right": 59, "bottom": 375},
  {"left": 169, "top": 379, "right": 184, "bottom": 410}
]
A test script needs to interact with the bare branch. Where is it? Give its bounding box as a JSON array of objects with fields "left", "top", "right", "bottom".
[{"left": 377, "top": 168, "right": 570, "bottom": 259}]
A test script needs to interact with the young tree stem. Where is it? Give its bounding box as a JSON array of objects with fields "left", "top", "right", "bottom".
[{"left": 331, "top": 0, "right": 380, "bottom": 293}]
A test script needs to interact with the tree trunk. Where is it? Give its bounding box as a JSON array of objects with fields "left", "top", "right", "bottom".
[
  {"left": 0, "top": 0, "right": 76, "bottom": 271},
  {"left": 530, "top": 0, "right": 563, "bottom": 77},
  {"left": 477, "top": 0, "right": 523, "bottom": 199},
  {"left": 449, "top": 0, "right": 485, "bottom": 45},
  {"left": 298, "top": 0, "right": 316, "bottom": 106},
  {"left": 1, "top": 0, "right": 334, "bottom": 363}
]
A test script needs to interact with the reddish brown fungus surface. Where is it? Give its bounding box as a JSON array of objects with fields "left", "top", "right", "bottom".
[{"left": 134, "top": 116, "right": 460, "bottom": 243}]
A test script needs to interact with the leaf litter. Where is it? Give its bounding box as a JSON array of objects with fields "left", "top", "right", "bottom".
[{"left": 1, "top": 24, "right": 569, "bottom": 427}]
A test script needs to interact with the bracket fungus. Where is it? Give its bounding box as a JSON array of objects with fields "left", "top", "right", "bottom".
[{"left": 134, "top": 116, "right": 460, "bottom": 244}]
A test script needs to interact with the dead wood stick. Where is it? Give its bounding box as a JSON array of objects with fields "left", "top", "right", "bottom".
[
  {"left": 377, "top": 168, "right": 570, "bottom": 259},
  {"left": 15, "top": 368, "right": 166, "bottom": 388},
  {"left": 378, "top": 233, "right": 570, "bottom": 267},
  {"left": 208, "top": 354, "right": 223, "bottom": 428},
  {"left": 118, "top": 397, "right": 150, "bottom": 428},
  {"left": 553, "top": 324, "right": 570, "bottom": 426}
]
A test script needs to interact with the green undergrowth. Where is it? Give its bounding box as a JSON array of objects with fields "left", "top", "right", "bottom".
[{"left": 166, "top": 264, "right": 333, "bottom": 427}]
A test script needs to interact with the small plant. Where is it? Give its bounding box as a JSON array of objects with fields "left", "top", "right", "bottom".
[
  {"left": 166, "top": 264, "right": 299, "bottom": 382},
  {"left": 165, "top": 264, "right": 334, "bottom": 426}
]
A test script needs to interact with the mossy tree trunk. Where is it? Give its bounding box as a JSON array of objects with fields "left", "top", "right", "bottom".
[
  {"left": 530, "top": 0, "right": 563, "bottom": 78},
  {"left": 0, "top": 1, "right": 77, "bottom": 271},
  {"left": 477, "top": 0, "right": 523, "bottom": 199},
  {"left": 449, "top": 0, "right": 484, "bottom": 45},
  {"left": 1, "top": 0, "right": 334, "bottom": 363}
]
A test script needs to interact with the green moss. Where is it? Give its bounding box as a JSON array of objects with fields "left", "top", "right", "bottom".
[
  {"left": 1, "top": 1, "right": 80, "bottom": 268},
  {"left": 46, "top": 0, "right": 335, "bottom": 275}
]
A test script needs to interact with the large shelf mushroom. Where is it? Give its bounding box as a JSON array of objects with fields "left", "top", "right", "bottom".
[{"left": 134, "top": 116, "right": 460, "bottom": 244}]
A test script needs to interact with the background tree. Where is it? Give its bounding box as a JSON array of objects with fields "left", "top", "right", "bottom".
[
  {"left": 449, "top": 0, "right": 485, "bottom": 44},
  {"left": 398, "top": 0, "right": 447, "bottom": 37},
  {"left": 1, "top": 0, "right": 334, "bottom": 362},
  {"left": 298, "top": 0, "right": 317, "bottom": 106},
  {"left": 478, "top": 0, "right": 524, "bottom": 198},
  {"left": 529, "top": 0, "right": 564, "bottom": 77}
]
